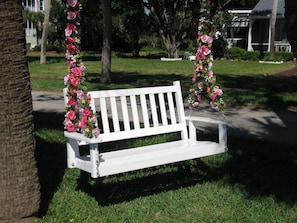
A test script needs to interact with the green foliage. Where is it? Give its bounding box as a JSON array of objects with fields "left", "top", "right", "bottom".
[
  {"left": 226, "top": 47, "right": 247, "bottom": 60},
  {"left": 264, "top": 52, "right": 294, "bottom": 61},
  {"left": 226, "top": 47, "right": 262, "bottom": 61},
  {"left": 212, "top": 36, "right": 228, "bottom": 59},
  {"left": 243, "top": 50, "right": 261, "bottom": 60}
]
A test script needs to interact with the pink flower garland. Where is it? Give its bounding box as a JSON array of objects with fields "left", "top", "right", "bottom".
[
  {"left": 188, "top": 0, "right": 226, "bottom": 111},
  {"left": 63, "top": 0, "right": 100, "bottom": 138}
]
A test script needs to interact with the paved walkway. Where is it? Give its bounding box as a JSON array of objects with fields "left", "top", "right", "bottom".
[{"left": 32, "top": 90, "right": 297, "bottom": 145}]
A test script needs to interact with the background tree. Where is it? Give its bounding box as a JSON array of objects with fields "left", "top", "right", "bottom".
[
  {"left": 81, "top": 0, "right": 103, "bottom": 51},
  {"left": 112, "top": 0, "right": 146, "bottom": 57},
  {"left": 40, "top": 0, "right": 51, "bottom": 64},
  {"left": 101, "top": 0, "right": 112, "bottom": 83},
  {"left": 146, "top": 0, "right": 199, "bottom": 58},
  {"left": 0, "top": 0, "right": 40, "bottom": 220},
  {"left": 285, "top": 0, "right": 297, "bottom": 58},
  {"left": 48, "top": 0, "right": 67, "bottom": 52}
]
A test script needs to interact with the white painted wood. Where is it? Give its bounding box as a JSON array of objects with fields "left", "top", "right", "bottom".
[
  {"left": 97, "top": 140, "right": 225, "bottom": 177},
  {"left": 149, "top": 93, "right": 159, "bottom": 127},
  {"left": 140, "top": 94, "right": 150, "bottom": 128},
  {"left": 158, "top": 93, "right": 168, "bottom": 125},
  {"left": 99, "top": 97, "right": 109, "bottom": 133},
  {"left": 110, "top": 97, "right": 120, "bottom": 132},
  {"left": 167, "top": 92, "right": 177, "bottom": 124},
  {"left": 130, "top": 95, "right": 140, "bottom": 129},
  {"left": 120, "top": 96, "right": 130, "bottom": 131},
  {"left": 63, "top": 81, "right": 229, "bottom": 178}
]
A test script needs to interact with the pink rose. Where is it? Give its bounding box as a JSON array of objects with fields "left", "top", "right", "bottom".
[
  {"left": 76, "top": 90, "right": 84, "bottom": 100},
  {"left": 79, "top": 63, "right": 86, "bottom": 71},
  {"left": 67, "top": 11, "right": 79, "bottom": 20},
  {"left": 67, "top": 110, "right": 76, "bottom": 120},
  {"left": 92, "top": 128, "right": 100, "bottom": 138},
  {"left": 210, "top": 93, "right": 217, "bottom": 101},
  {"left": 67, "top": 0, "right": 78, "bottom": 7},
  {"left": 65, "top": 23, "right": 77, "bottom": 37},
  {"left": 193, "top": 102, "right": 199, "bottom": 107},
  {"left": 197, "top": 94, "right": 202, "bottom": 102},
  {"left": 79, "top": 117, "right": 87, "bottom": 128},
  {"left": 198, "top": 82, "right": 203, "bottom": 90},
  {"left": 201, "top": 35, "right": 213, "bottom": 44},
  {"left": 70, "top": 77, "right": 79, "bottom": 87},
  {"left": 64, "top": 74, "right": 69, "bottom": 85},
  {"left": 82, "top": 108, "right": 91, "bottom": 117},
  {"left": 201, "top": 45, "right": 211, "bottom": 56},
  {"left": 69, "top": 87, "right": 76, "bottom": 96},
  {"left": 66, "top": 36, "right": 75, "bottom": 43},
  {"left": 213, "top": 86, "right": 223, "bottom": 95},
  {"left": 71, "top": 67, "right": 82, "bottom": 77},
  {"left": 65, "top": 120, "right": 76, "bottom": 132},
  {"left": 66, "top": 43, "right": 76, "bottom": 52},
  {"left": 201, "top": 35, "right": 209, "bottom": 43},
  {"left": 67, "top": 98, "right": 78, "bottom": 107}
]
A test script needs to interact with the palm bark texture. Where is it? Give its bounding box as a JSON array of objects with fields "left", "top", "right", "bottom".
[{"left": 0, "top": 0, "right": 40, "bottom": 220}]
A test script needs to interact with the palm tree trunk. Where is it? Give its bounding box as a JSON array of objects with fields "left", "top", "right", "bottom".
[
  {"left": 269, "top": 0, "right": 278, "bottom": 59},
  {"left": 40, "top": 0, "right": 51, "bottom": 64},
  {"left": 0, "top": 0, "right": 40, "bottom": 220},
  {"left": 101, "top": 0, "right": 112, "bottom": 84}
]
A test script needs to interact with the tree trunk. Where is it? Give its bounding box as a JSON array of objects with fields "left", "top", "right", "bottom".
[
  {"left": 285, "top": 0, "right": 297, "bottom": 58},
  {"left": 101, "top": 0, "right": 112, "bottom": 84},
  {"left": 269, "top": 0, "right": 278, "bottom": 59},
  {"left": 40, "top": 0, "right": 51, "bottom": 64},
  {"left": 0, "top": 0, "right": 40, "bottom": 220},
  {"left": 160, "top": 30, "right": 180, "bottom": 58}
]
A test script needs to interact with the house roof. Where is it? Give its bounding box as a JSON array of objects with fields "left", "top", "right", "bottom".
[{"left": 251, "top": 0, "right": 285, "bottom": 16}]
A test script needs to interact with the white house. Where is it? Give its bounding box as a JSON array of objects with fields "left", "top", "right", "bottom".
[
  {"left": 247, "top": 0, "right": 290, "bottom": 52},
  {"left": 223, "top": 10, "right": 251, "bottom": 49},
  {"left": 22, "top": 0, "right": 44, "bottom": 49},
  {"left": 224, "top": 0, "right": 290, "bottom": 53}
]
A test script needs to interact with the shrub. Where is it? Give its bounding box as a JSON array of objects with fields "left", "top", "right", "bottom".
[
  {"left": 32, "top": 44, "right": 60, "bottom": 52},
  {"left": 242, "top": 50, "right": 261, "bottom": 61},
  {"left": 226, "top": 47, "right": 246, "bottom": 60},
  {"left": 263, "top": 52, "right": 294, "bottom": 61}
]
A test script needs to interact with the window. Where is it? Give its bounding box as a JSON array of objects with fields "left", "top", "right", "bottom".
[{"left": 40, "top": 0, "right": 44, "bottom": 11}]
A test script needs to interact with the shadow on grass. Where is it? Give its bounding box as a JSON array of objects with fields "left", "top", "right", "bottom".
[
  {"left": 218, "top": 136, "right": 297, "bottom": 205},
  {"left": 219, "top": 73, "right": 297, "bottom": 109},
  {"left": 87, "top": 71, "right": 189, "bottom": 87},
  {"left": 76, "top": 159, "right": 209, "bottom": 206},
  {"left": 33, "top": 111, "right": 66, "bottom": 217},
  {"left": 74, "top": 133, "right": 297, "bottom": 206}
]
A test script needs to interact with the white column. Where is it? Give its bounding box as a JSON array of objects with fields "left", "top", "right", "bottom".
[
  {"left": 268, "top": 16, "right": 272, "bottom": 52},
  {"left": 247, "top": 17, "right": 254, "bottom": 51}
]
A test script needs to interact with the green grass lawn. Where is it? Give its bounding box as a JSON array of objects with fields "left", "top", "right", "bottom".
[
  {"left": 28, "top": 51, "right": 297, "bottom": 109},
  {"left": 30, "top": 52, "right": 297, "bottom": 222},
  {"left": 34, "top": 112, "right": 297, "bottom": 222}
]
